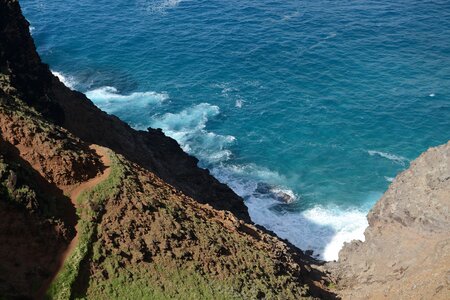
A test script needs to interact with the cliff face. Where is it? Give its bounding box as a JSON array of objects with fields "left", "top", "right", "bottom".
[
  {"left": 331, "top": 142, "right": 450, "bottom": 299},
  {"left": 0, "top": 0, "right": 250, "bottom": 223}
]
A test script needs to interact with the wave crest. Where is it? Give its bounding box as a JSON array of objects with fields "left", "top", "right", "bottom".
[
  {"left": 52, "top": 71, "right": 77, "bottom": 89},
  {"left": 150, "top": 103, "right": 236, "bottom": 163},
  {"left": 86, "top": 86, "right": 168, "bottom": 114}
]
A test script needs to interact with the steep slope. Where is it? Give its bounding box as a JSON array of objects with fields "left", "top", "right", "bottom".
[
  {"left": 331, "top": 142, "right": 450, "bottom": 299},
  {"left": 0, "top": 0, "right": 250, "bottom": 222},
  {"left": 0, "top": 0, "right": 336, "bottom": 299},
  {"left": 0, "top": 66, "right": 335, "bottom": 300},
  {"left": 0, "top": 89, "right": 102, "bottom": 298},
  {"left": 50, "top": 151, "right": 333, "bottom": 299},
  {"left": 37, "top": 145, "right": 111, "bottom": 299}
]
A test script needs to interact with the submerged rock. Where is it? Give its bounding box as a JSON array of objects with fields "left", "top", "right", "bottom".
[{"left": 254, "top": 182, "right": 296, "bottom": 204}]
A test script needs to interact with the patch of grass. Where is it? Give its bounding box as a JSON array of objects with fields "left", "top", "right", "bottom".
[
  {"left": 46, "top": 152, "right": 124, "bottom": 300},
  {"left": 82, "top": 259, "right": 244, "bottom": 300}
]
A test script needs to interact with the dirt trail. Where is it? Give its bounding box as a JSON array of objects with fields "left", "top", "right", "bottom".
[{"left": 36, "top": 145, "right": 111, "bottom": 299}]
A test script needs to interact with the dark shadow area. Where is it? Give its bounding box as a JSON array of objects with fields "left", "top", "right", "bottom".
[
  {"left": 0, "top": 139, "right": 77, "bottom": 229},
  {"left": 0, "top": 139, "right": 76, "bottom": 298}
]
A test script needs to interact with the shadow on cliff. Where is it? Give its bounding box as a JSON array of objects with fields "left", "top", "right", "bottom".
[
  {"left": 0, "top": 139, "right": 77, "bottom": 232},
  {"left": 0, "top": 139, "right": 76, "bottom": 297}
]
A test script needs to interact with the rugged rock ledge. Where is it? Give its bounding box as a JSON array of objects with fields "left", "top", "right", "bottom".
[{"left": 330, "top": 141, "right": 450, "bottom": 299}]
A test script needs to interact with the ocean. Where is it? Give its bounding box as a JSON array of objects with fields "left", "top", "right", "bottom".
[{"left": 22, "top": 0, "right": 450, "bottom": 260}]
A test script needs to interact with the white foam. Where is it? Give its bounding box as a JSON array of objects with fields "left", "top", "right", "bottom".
[
  {"left": 150, "top": 103, "right": 236, "bottom": 163},
  {"left": 384, "top": 176, "right": 395, "bottom": 182},
  {"left": 214, "top": 163, "right": 287, "bottom": 188},
  {"left": 86, "top": 86, "right": 168, "bottom": 114},
  {"left": 52, "top": 71, "right": 77, "bottom": 89},
  {"left": 429, "top": 93, "right": 435, "bottom": 97},
  {"left": 141, "top": 0, "right": 183, "bottom": 13},
  {"left": 258, "top": 202, "right": 369, "bottom": 262},
  {"left": 29, "top": 26, "right": 35, "bottom": 34},
  {"left": 368, "top": 150, "right": 409, "bottom": 166},
  {"left": 303, "top": 206, "right": 368, "bottom": 261},
  {"left": 211, "top": 164, "right": 371, "bottom": 261},
  {"left": 235, "top": 99, "right": 244, "bottom": 108}
]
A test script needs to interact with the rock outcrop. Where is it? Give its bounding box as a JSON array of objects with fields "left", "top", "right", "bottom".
[{"left": 331, "top": 141, "right": 450, "bottom": 299}]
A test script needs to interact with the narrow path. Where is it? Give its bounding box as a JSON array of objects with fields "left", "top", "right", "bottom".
[{"left": 37, "top": 145, "right": 111, "bottom": 299}]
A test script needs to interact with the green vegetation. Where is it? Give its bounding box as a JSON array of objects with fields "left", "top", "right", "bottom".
[
  {"left": 80, "top": 261, "right": 245, "bottom": 300},
  {"left": 46, "top": 152, "right": 124, "bottom": 300},
  {"left": 72, "top": 157, "right": 312, "bottom": 300},
  {"left": 3, "top": 147, "right": 314, "bottom": 299}
]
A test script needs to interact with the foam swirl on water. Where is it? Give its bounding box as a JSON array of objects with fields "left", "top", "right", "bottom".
[
  {"left": 86, "top": 86, "right": 168, "bottom": 115},
  {"left": 150, "top": 103, "right": 236, "bottom": 163}
]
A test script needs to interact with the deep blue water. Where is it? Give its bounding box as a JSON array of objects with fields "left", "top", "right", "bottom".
[{"left": 22, "top": 0, "right": 450, "bottom": 260}]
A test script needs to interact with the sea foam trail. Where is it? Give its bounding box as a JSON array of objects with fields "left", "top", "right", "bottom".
[{"left": 368, "top": 150, "right": 409, "bottom": 166}]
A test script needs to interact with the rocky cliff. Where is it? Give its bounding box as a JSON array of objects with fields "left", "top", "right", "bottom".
[
  {"left": 0, "top": 0, "right": 335, "bottom": 299},
  {"left": 331, "top": 142, "right": 450, "bottom": 299}
]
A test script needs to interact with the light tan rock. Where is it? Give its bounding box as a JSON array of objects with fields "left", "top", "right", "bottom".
[{"left": 330, "top": 141, "right": 450, "bottom": 299}]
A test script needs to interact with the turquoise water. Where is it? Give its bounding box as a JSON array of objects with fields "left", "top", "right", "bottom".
[{"left": 22, "top": 0, "right": 450, "bottom": 260}]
